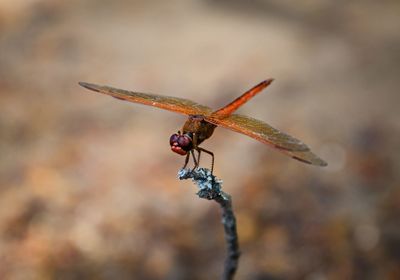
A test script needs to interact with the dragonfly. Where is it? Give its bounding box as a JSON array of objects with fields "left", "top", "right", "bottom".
[{"left": 79, "top": 79, "right": 327, "bottom": 172}]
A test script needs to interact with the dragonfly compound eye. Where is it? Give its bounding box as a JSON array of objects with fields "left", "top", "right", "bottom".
[
  {"left": 169, "top": 133, "right": 180, "bottom": 146},
  {"left": 170, "top": 133, "right": 189, "bottom": 156},
  {"left": 178, "top": 135, "right": 193, "bottom": 151}
]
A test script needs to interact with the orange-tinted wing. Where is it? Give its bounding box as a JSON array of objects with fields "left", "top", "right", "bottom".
[
  {"left": 79, "top": 82, "right": 212, "bottom": 116},
  {"left": 206, "top": 114, "right": 327, "bottom": 166}
]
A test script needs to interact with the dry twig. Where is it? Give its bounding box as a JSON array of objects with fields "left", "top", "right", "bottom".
[{"left": 178, "top": 168, "right": 240, "bottom": 280}]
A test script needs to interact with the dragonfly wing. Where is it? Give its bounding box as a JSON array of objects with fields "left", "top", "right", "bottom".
[
  {"left": 206, "top": 114, "right": 327, "bottom": 166},
  {"left": 279, "top": 149, "right": 327, "bottom": 166},
  {"left": 79, "top": 82, "right": 213, "bottom": 116}
]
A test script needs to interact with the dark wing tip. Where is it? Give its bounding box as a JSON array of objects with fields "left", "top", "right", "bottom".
[
  {"left": 262, "top": 78, "right": 274, "bottom": 85},
  {"left": 78, "top": 81, "right": 101, "bottom": 92},
  {"left": 319, "top": 159, "right": 328, "bottom": 167},
  {"left": 292, "top": 155, "right": 328, "bottom": 167}
]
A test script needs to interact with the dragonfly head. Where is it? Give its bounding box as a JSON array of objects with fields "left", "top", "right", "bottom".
[{"left": 170, "top": 132, "right": 193, "bottom": 156}]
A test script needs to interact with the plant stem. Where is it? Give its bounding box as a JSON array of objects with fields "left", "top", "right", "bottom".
[{"left": 178, "top": 168, "right": 240, "bottom": 280}]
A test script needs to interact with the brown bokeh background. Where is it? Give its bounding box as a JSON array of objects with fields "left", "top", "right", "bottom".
[{"left": 1, "top": 1, "right": 399, "bottom": 279}]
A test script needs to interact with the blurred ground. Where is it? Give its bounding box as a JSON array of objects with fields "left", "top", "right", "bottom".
[{"left": 0, "top": 0, "right": 399, "bottom": 279}]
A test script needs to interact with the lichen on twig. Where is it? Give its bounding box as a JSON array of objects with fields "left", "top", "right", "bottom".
[{"left": 178, "top": 168, "right": 240, "bottom": 280}]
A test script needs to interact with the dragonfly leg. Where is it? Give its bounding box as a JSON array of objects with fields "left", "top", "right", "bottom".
[
  {"left": 197, "top": 147, "right": 214, "bottom": 174},
  {"left": 191, "top": 149, "right": 202, "bottom": 171},
  {"left": 182, "top": 153, "right": 190, "bottom": 169},
  {"left": 191, "top": 150, "right": 198, "bottom": 170},
  {"left": 197, "top": 149, "right": 201, "bottom": 167},
  {"left": 190, "top": 133, "right": 199, "bottom": 171}
]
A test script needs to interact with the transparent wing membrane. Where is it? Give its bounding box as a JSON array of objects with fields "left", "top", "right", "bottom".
[
  {"left": 207, "top": 114, "right": 326, "bottom": 166},
  {"left": 79, "top": 82, "right": 212, "bottom": 116}
]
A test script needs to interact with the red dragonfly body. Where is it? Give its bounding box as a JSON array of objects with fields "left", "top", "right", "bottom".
[{"left": 79, "top": 79, "right": 327, "bottom": 171}]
